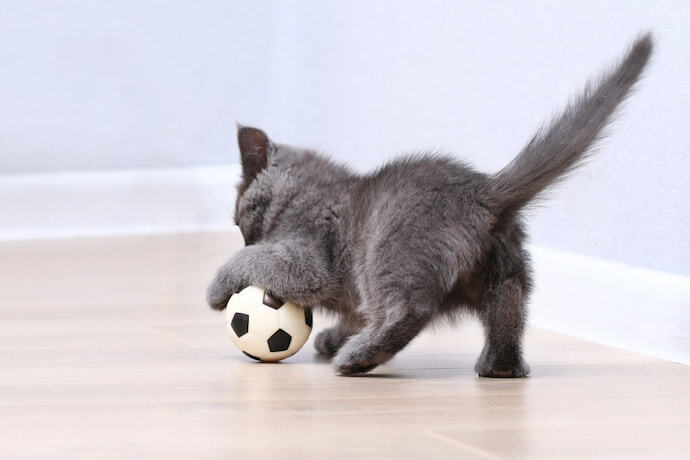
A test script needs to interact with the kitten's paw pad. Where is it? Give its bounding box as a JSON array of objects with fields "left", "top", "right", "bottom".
[
  {"left": 336, "top": 359, "right": 377, "bottom": 376},
  {"left": 476, "top": 361, "right": 530, "bottom": 378},
  {"left": 333, "top": 350, "right": 391, "bottom": 376},
  {"left": 480, "top": 368, "right": 517, "bottom": 378}
]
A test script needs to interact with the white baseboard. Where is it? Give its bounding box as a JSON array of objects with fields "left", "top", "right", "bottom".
[
  {"left": 529, "top": 245, "right": 690, "bottom": 365},
  {"left": 0, "top": 165, "right": 241, "bottom": 239},
  {"left": 1, "top": 166, "right": 687, "bottom": 364}
]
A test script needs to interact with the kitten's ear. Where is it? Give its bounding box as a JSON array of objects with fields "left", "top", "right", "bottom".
[{"left": 237, "top": 125, "right": 273, "bottom": 182}]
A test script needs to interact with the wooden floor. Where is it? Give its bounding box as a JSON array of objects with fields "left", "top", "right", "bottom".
[{"left": 1, "top": 232, "right": 688, "bottom": 459}]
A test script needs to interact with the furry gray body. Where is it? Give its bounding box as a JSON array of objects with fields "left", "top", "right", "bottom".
[{"left": 207, "top": 35, "right": 652, "bottom": 376}]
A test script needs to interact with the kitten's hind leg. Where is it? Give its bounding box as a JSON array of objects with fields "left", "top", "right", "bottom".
[
  {"left": 333, "top": 301, "right": 434, "bottom": 375},
  {"left": 475, "top": 275, "right": 530, "bottom": 378}
]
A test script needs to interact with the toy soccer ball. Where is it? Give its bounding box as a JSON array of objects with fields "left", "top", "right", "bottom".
[{"left": 225, "top": 286, "right": 313, "bottom": 362}]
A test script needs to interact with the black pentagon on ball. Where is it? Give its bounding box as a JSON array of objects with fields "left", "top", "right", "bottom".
[
  {"left": 304, "top": 307, "right": 313, "bottom": 328},
  {"left": 230, "top": 312, "right": 249, "bottom": 337},
  {"left": 262, "top": 290, "right": 284, "bottom": 309},
  {"left": 267, "top": 328, "right": 292, "bottom": 352}
]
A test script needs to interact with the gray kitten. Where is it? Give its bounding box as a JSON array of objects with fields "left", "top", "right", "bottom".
[{"left": 207, "top": 34, "right": 652, "bottom": 377}]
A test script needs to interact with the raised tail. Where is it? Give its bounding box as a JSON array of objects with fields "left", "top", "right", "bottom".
[{"left": 483, "top": 33, "right": 653, "bottom": 217}]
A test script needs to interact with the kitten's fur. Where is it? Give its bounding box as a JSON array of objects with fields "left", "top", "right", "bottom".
[{"left": 207, "top": 35, "right": 653, "bottom": 376}]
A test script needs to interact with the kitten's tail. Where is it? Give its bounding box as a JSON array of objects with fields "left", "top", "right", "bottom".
[{"left": 483, "top": 33, "right": 653, "bottom": 218}]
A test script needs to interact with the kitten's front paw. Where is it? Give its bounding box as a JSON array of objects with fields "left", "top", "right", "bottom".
[
  {"left": 207, "top": 292, "right": 229, "bottom": 311},
  {"left": 314, "top": 327, "right": 346, "bottom": 358},
  {"left": 206, "top": 276, "right": 245, "bottom": 311}
]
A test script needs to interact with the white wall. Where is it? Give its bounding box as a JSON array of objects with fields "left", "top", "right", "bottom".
[
  {"left": 0, "top": 0, "right": 278, "bottom": 171},
  {"left": 1, "top": 1, "right": 689, "bottom": 276}
]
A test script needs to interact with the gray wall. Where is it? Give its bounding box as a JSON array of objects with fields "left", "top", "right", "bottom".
[{"left": 1, "top": 1, "right": 688, "bottom": 275}]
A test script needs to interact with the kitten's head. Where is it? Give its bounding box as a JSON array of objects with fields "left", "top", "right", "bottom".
[{"left": 233, "top": 125, "right": 339, "bottom": 246}]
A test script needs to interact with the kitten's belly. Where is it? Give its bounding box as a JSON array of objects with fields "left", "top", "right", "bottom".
[{"left": 441, "top": 278, "right": 484, "bottom": 312}]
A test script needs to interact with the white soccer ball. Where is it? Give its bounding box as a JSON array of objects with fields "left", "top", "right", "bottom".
[{"left": 225, "top": 286, "right": 313, "bottom": 362}]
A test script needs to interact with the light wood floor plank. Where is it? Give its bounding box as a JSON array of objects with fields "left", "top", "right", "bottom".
[{"left": 1, "top": 232, "right": 688, "bottom": 459}]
